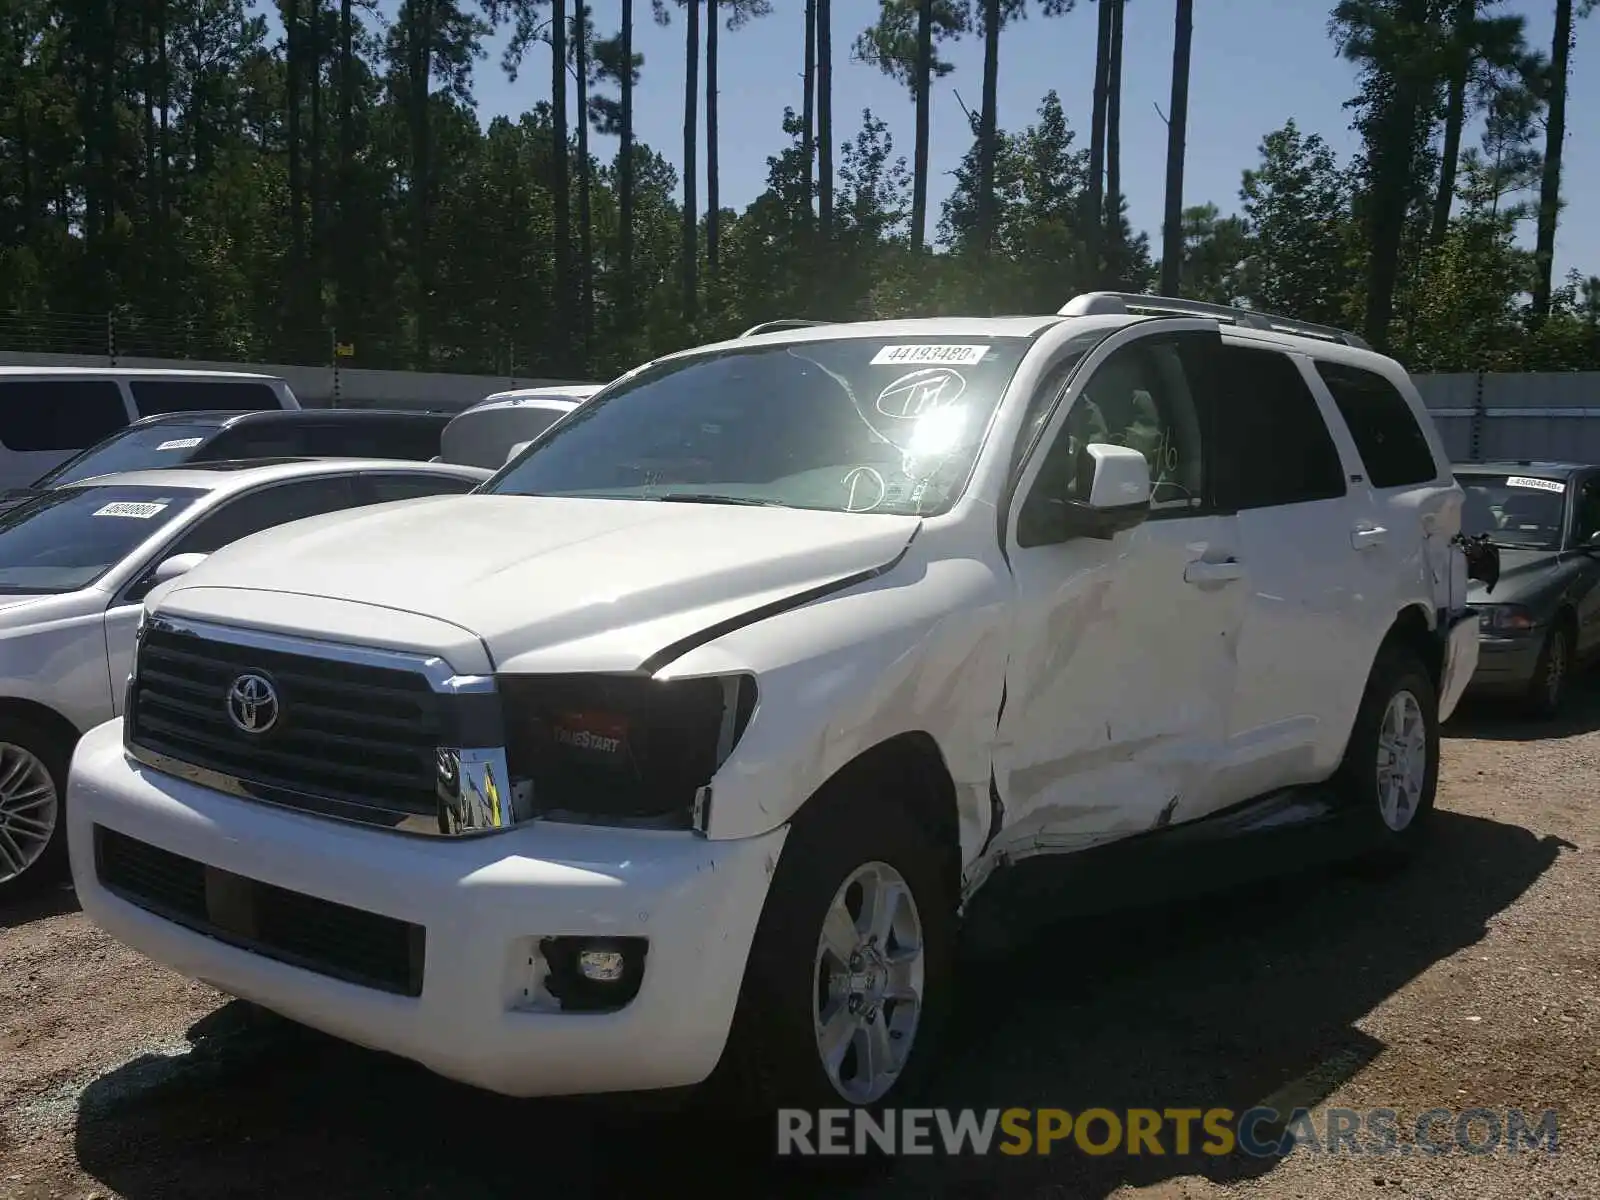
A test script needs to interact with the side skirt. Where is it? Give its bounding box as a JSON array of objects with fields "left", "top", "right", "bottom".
[{"left": 959, "top": 783, "right": 1372, "bottom": 958}]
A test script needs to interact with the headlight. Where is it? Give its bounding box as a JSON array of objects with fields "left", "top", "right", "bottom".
[
  {"left": 498, "top": 672, "right": 757, "bottom": 827},
  {"left": 1477, "top": 604, "right": 1537, "bottom": 634}
]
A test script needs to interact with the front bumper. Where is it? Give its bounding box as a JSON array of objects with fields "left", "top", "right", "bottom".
[
  {"left": 1464, "top": 632, "right": 1544, "bottom": 695},
  {"left": 67, "top": 718, "right": 785, "bottom": 1098}
]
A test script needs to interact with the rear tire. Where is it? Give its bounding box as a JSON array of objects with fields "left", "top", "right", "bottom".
[
  {"left": 1335, "top": 644, "right": 1439, "bottom": 866},
  {"left": 1524, "top": 621, "right": 1573, "bottom": 720},
  {"left": 708, "top": 776, "right": 956, "bottom": 1126},
  {"left": 0, "top": 718, "right": 74, "bottom": 904}
]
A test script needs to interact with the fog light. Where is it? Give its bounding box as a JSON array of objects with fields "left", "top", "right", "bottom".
[
  {"left": 579, "top": 948, "right": 626, "bottom": 982},
  {"left": 540, "top": 936, "right": 648, "bottom": 1011}
]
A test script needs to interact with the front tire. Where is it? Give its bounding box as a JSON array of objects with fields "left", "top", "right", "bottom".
[
  {"left": 0, "top": 719, "right": 74, "bottom": 903},
  {"left": 1336, "top": 644, "right": 1440, "bottom": 862},
  {"left": 1524, "top": 621, "right": 1573, "bottom": 720},
  {"left": 710, "top": 776, "right": 956, "bottom": 1118}
]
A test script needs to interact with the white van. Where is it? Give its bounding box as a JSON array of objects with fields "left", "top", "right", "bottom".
[{"left": 0, "top": 368, "right": 299, "bottom": 492}]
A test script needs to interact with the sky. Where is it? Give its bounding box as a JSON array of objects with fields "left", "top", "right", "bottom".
[{"left": 461, "top": 0, "right": 1597, "bottom": 281}]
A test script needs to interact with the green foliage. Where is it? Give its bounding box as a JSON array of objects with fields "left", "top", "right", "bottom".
[{"left": 0, "top": 0, "right": 1596, "bottom": 375}]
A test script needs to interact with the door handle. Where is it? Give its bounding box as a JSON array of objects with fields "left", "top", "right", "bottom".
[
  {"left": 1352, "top": 525, "right": 1389, "bottom": 550},
  {"left": 1184, "top": 559, "right": 1244, "bottom": 585}
]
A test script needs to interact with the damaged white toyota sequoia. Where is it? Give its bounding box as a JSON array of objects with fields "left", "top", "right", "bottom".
[{"left": 68, "top": 294, "right": 1484, "bottom": 1113}]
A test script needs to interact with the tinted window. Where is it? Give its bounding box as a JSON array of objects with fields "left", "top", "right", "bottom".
[
  {"left": 1574, "top": 477, "right": 1600, "bottom": 547},
  {"left": 32, "top": 422, "right": 220, "bottom": 487},
  {"left": 1024, "top": 336, "right": 1207, "bottom": 530},
  {"left": 168, "top": 476, "right": 358, "bottom": 555},
  {"left": 361, "top": 472, "right": 477, "bottom": 503},
  {"left": 1315, "top": 362, "right": 1436, "bottom": 488},
  {"left": 0, "top": 484, "right": 206, "bottom": 592},
  {"left": 487, "top": 338, "right": 1034, "bottom": 516},
  {"left": 1456, "top": 473, "right": 1568, "bottom": 551},
  {"left": 0, "top": 380, "right": 129, "bottom": 451},
  {"left": 1213, "top": 346, "right": 1345, "bottom": 509},
  {"left": 129, "top": 379, "right": 281, "bottom": 415},
  {"left": 302, "top": 420, "right": 444, "bottom": 460},
  {"left": 200, "top": 426, "right": 309, "bottom": 459}
]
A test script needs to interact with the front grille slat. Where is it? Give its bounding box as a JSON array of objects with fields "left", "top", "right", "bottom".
[
  {"left": 96, "top": 826, "right": 425, "bottom": 997},
  {"left": 127, "top": 626, "right": 459, "bottom": 818}
]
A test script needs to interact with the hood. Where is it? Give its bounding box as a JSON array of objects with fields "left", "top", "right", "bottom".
[
  {"left": 1466, "top": 547, "right": 1567, "bottom": 606},
  {"left": 158, "top": 494, "right": 922, "bottom": 673}
]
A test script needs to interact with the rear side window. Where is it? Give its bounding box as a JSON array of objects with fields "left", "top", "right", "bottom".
[
  {"left": 1211, "top": 346, "right": 1345, "bottom": 509},
  {"left": 0, "top": 380, "right": 129, "bottom": 451},
  {"left": 129, "top": 380, "right": 282, "bottom": 415},
  {"left": 1314, "top": 362, "right": 1437, "bottom": 488},
  {"left": 302, "top": 421, "right": 443, "bottom": 460},
  {"left": 200, "top": 426, "right": 308, "bottom": 459},
  {"left": 361, "top": 473, "right": 477, "bottom": 502}
]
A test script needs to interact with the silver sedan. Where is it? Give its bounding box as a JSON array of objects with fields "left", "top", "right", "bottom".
[{"left": 0, "top": 457, "right": 490, "bottom": 899}]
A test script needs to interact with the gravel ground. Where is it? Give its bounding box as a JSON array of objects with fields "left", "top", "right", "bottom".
[{"left": 1, "top": 685, "right": 1595, "bottom": 1200}]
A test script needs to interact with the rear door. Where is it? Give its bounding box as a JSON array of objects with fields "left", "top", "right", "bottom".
[
  {"left": 1203, "top": 340, "right": 1373, "bottom": 798},
  {"left": 0, "top": 378, "right": 133, "bottom": 490}
]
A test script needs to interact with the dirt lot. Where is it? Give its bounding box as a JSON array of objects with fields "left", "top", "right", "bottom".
[{"left": 2, "top": 687, "right": 1596, "bottom": 1200}]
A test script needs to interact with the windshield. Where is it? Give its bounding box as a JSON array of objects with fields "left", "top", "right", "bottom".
[
  {"left": 31, "top": 423, "right": 218, "bottom": 488},
  {"left": 485, "top": 337, "right": 1037, "bottom": 515},
  {"left": 0, "top": 484, "right": 208, "bottom": 593},
  {"left": 1457, "top": 473, "right": 1568, "bottom": 550}
]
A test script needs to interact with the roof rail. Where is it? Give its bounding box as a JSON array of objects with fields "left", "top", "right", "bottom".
[
  {"left": 738, "top": 318, "right": 833, "bottom": 338},
  {"left": 1058, "top": 291, "right": 1372, "bottom": 351}
]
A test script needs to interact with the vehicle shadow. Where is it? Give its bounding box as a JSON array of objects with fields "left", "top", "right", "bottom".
[
  {"left": 1444, "top": 673, "right": 1600, "bottom": 741},
  {"left": 0, "top": 881, "right": 79, "bottom": 931},
  {"left": 70, "top": 810, "right": 1564, "bottom": 1199}
]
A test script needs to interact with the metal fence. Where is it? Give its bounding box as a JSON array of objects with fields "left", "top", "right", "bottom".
[{"left": 1416, "top": 372, "right": 1600, "bottom": 463}]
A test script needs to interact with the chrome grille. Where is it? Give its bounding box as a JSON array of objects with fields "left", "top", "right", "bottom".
[{"left": 126, "top": 618, "right": 501, "bottom": 828}]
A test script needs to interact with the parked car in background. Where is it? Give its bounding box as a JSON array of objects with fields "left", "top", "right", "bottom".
[
  {"left": 68, "top": 292, "right": 1479, "bottom": 1114},
  {"left": 1456, "top": 459, "right": 1600, "bottom": 717},
  {"left": 439, "top": 384, "right": 605, "bottom": 468},
  {"left": 0, "top": 368, "right": 298, "bottom": 492},
  {"left": 0, "top": 457, "right": 490, "bottom": 900},
  {"left": 0, "top": 408, "right": 454, "bottom": 512}
]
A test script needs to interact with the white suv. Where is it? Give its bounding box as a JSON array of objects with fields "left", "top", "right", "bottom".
[{"left": 66, "top": 293, "right": 1480, "bottom": 1113}]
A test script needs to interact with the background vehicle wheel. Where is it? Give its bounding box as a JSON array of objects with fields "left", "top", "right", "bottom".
[
  {"left": 0, "top": 718, "right": 74, "bottom": 903},
  {"left": 709, "top": 773, "right": 956, "bottom": 1122},
  {"left": 1336, "top": 644, "right": 1439, "bottom": 864},
  {"left": 1524, "top": 621, "right": 1573, "bottom": 720}
]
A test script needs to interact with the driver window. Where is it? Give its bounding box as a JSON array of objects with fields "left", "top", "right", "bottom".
[
  {"left": 1574, "top": 478, "right": 1600, "bottom": 546},
  {"left": 1027, "top": 339, "right": 1205, "bottom": 514}
]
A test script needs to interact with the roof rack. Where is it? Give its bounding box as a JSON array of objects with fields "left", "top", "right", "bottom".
[
  {"left": 738, "top": 318, "right": 833, "bottom": 338},
  {"left": 1057, "top": 291, "right": 1372, "bottom": 351}
]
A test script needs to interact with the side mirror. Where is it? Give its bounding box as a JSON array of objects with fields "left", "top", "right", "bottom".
[
  {"left": 1020, "top": 444, "right": 1153, "bottom": 544},
  {"left": 504, "top": 440, "right": 532, "bottom": 465},
  {"left": 151, "top": 552, "right": 207, "bottom": 584}
]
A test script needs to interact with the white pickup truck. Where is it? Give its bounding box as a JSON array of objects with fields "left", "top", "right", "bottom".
[{"left": 67, "top": 293, "right": 1480, "bottom": 1115}]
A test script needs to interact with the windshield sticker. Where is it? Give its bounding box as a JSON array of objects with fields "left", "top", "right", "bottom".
[
  {"left": 876, "top": 368, "right": 967, "bottom": 418},
  {"left": 1505, "top": 476, "right": 1565, "bottom": 493},
  {"left": 93, "top": 501, "right": 169, "bottom": 519},
  {"left": 156, "top": 437, "right": 204, "bottom": 451},
  {"left": 843, "top": 466, "right": 887, "bottom": 512},
  {"left": 869, "top": 344, "right": 988, "bottom": 367}
]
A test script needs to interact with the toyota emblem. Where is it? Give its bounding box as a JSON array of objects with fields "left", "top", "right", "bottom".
[{"left": 226, "top": 672, "right": 280, "bottom": 734}]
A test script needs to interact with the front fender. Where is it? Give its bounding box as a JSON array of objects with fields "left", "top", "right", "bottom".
[{"left": 656, "top": 552, "right": 1011, "bottom": 869}]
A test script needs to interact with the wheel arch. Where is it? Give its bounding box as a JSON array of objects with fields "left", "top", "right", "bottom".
[
  {"left": 1382, "top": 603, "right": 1444, "bottom": 693},
  {"left": 0, "top": 697, "right": 85, "bottom": 755},
  {"left": 794, "top": 730, "right": 963, "bottom": 899}
]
